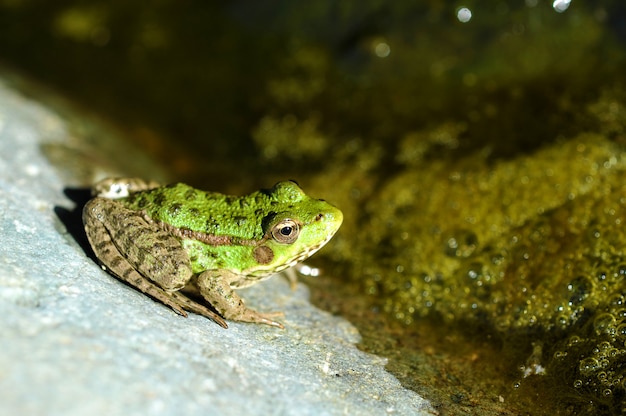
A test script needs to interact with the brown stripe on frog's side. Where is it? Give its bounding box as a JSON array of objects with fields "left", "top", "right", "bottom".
[{"left": 158, "top": 220, "right": 270, "bottom": 247}]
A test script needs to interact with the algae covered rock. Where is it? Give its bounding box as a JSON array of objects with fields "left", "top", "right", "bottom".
[
  {"left": 342, "top": 134, "right": 626, "bottom": 413},
  {"left": 358, "top": 136, "right": 624, "bottom": 323}
]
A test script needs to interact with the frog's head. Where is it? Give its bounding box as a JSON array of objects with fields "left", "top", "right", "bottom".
[{"left": 249, "top": 181, "right": 343, "bottom": 276}]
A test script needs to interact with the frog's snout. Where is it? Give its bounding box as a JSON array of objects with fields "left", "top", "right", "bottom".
[{"left": 320, "top": 208, "right": 343, "bottom": 232}]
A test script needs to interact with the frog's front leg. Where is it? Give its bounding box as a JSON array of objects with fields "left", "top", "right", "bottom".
[
  {"left": 83, "top": 198, "right": 227, "bottom": 328},
  {"left": 197, "top": 270, "right": 285, "bottom": 328}
]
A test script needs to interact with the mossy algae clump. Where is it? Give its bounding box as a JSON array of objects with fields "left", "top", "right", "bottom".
[{"left": 336, "top": 135, "right": 626, "bottom": 413}]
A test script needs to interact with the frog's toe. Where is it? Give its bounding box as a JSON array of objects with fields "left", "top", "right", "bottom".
[
  {"left": 266, "top": 317, "right": 285, "bottom": 329},
  {"left": 257, "top": 316, "right": 285, "bottom": 329},
  {"left": 170, "top": 291, "right": 228, "bottom": 328},
  {"left": 169, "top": 302, "right": 188, "bottom": 317},
  {"left": 265, "top": 320, "right": 285, "bottom": 329},
  {"left": 240, "top": 310, "right": 285, "bottom": 329}
]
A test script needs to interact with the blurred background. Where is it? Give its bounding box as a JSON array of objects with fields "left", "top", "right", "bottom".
[{"left": 2, "top": 1, "right": 622, "bottom": 184}]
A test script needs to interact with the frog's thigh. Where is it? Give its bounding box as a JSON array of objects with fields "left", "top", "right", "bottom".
[
  {"left": 83, "top": 198, "right": 189, "bottom": 316},
  {"left": 83, "top": 198, "right": 193, "bottom": 291},
  {"left": 196, "top": 270, "right": 284, "bottom": 328}
]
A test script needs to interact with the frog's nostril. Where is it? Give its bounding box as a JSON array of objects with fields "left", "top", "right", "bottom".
[{"left": 315, "top": 213, "right": 324, "bottom": 221}]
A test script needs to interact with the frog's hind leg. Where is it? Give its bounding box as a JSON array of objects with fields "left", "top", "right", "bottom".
[{"left": 82, "top": 198, "right": 227, "bottom": 328}]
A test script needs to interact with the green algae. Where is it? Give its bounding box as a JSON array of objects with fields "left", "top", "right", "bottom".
[
  {"left": 359, "top": 137, "right": 626, "bottom": 327},
  {"left": 307, "top": 134, "right": 626, "bottom": 414}
]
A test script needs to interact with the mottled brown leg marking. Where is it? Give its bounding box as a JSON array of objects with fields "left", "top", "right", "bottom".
[{"left": 83, "top": 198, "right": 226, "bottom": 328}]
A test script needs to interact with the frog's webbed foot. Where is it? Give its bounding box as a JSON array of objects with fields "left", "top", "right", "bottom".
[{"left": 197, "top": 270, "right": 285, "bottom": 329}]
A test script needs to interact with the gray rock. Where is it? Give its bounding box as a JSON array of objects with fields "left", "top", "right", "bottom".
[{"left": 0, "top": 74, "right": 435, "bottom": 416}]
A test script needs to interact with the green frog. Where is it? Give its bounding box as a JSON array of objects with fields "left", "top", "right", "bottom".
[{"left": 82, "top": 177, "right": 343, "bottom": 329}]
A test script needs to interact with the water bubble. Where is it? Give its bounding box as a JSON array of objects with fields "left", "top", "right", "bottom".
[
  {"left": 611, "top": 294, "right": 625, "bottom": 307},
  {"left": 373, "top": 41, "right": 391, "bottom": 58},
  {"left": 445, "top": 237, "right": 458, "bottom": 254},
  {"left": 490, "top": 253, "right": 504, "bottom": 265},
  {"left": 555, "top": 315, "right": 569, "bottom": 330},
  {"left": 599, "top": 341, "right": 612, "bottom": 352},
  {"left": 574, "top": 379, "right": 583, "bottom": 388},
  {"left": 568, "top": 335, "right": 581, "bottom": 347},
  {"left": 594, "top": 313, "right": 617, "bottom": 336},
  {"left": 580, "top": 357, "right": 600, "bottom": 376},
  {"left": 466, "top": 262, "right": 483, "bottom": 281},
  {"left": 444, "top": 229, "right": 478, "bottom": 258},
  {"left": 567, "top": 276, "right": 592, "bottom": 306},
  {"left": 552, "top": 0, "right": 571, "bottom": 13},
  {"left": 456, "top": 7, "right": 472, "bottom": 23}
]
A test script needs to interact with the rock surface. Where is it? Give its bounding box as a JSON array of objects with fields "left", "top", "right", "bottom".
[{"left": 0, "top": 75, "right": 435, "bottom": 416}]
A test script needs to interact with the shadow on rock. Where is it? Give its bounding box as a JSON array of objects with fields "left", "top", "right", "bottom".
[{"left": 55, "top": 187, "right": 95, "bottom": 260}]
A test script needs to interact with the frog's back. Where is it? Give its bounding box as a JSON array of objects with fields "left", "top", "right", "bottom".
[{"left": 122, "top": 183, "right": 271, "bottom": 240}]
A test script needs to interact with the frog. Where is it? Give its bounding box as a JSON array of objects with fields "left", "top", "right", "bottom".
[{"left": 82, "top": 177, "right": 343, "bottom": 329}]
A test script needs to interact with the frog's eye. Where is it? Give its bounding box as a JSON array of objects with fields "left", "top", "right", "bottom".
[{"left": 272, "top": 219, "right": 300, "bottom": 244}]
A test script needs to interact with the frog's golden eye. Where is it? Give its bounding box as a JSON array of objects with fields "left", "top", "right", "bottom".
[{"left": 272, "top": 219, "right": 300, "bottom": 244}]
